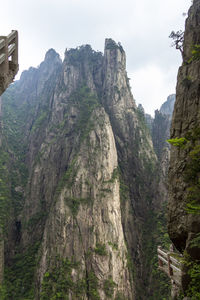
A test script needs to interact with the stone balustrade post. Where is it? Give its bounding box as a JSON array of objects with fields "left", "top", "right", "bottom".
[
  {"left": 11, "top": 30, "right": 18, "bottom": 65},
  {"left": 0, "top": 30, "right": 19, "bottom": 95},
  {"left": 0, "top": 36, "right": 8, "bottom": 75},
  {"left": 158, "top": 246, "right": 163, "bottom": 267},
  {"left": 167, "top": 252, "right": 173, "bottom": 276}
]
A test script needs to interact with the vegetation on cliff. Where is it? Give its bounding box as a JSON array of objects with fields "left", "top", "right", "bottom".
[
  {"left": 168, "top": 0, "right": 200, "bottom": 298},
  {"left": 0, "top": 40, "right": 173, "bottom": 300}
]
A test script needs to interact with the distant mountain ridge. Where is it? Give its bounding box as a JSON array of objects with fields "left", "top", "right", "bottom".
[{"left": 160, "top": 94, "right": 175, "bottom": 116}]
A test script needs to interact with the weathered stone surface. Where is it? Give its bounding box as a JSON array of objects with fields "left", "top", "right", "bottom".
[
  {"left": 0, "top": 64, "right": 18, "bottom": 96},
  {"left": 1, "top": 39, "right": 168, "bottom": 299},
  {"left": 102, "top": 39, "right": 164, "bottom": 298},
  {"left": 168, "top": 0, "right": 200, "bottom": 249},
  {"left": 160, "top": 94, "right": 175, "bottom": 116},
  {"left": 37, "top": 108, "right": 132, "bottom": 299},
  {"left": 0, "top": 31, "right": 19, "bottom": 96},
  {"left": 168, "top": 0, "right": 200, "bottom": 294},
  {"left": 152, "top": 94, "right": 175, "bottom": 160},
  {"left": 146, "top": 95, "right": 175, "bottom": 207},
  {"left": 1, "top": 42, "right": 135, "bottom": 299}
]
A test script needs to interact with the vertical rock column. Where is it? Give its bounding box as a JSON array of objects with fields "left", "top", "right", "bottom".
[{"left": 168, "top": 0, "right": 200, "bottom": 294}]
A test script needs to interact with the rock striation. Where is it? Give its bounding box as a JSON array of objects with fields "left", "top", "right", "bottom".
[
  {"left": 151, "top": 95, "right": 175, "bottom": 207},
  {"left": 168, "top": 0, "right": 200, "bottom": 296},
  {"left": 152, "top": 94, "right": 175, "bottom": 161},
  {"left": 0, "top": 39, "right": 170, "bottom": 299},
  {"left": 160, "top": 94, "right": 175, "bottom": 116}
]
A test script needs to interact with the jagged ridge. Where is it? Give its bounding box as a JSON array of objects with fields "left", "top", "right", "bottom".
[{"left": 0, "top": 39, "right": 170, "bottom": 299}]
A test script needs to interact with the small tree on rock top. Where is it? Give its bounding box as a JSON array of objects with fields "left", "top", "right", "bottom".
[{"left": 169, "top": 30, "right": 184, "bottom": 58}]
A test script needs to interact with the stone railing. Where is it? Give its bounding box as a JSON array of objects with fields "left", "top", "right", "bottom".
[
  {"left": 157, "top": 245, "right": 182, "bottom": 286},
  {"left": 0, "top": 30, "right": 19, "bottom": 95}
]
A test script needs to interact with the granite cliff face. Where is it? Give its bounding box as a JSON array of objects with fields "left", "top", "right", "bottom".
[
  {"left": 152, "top": 94, "right": 175, "bottom": 161},
  {"left": 168, "top": 0, "right": 200, "bottom": 296},
  {"left": 151, "top": 95, "right": 175, "bottom": 206},
  {"left": 160, "top": 94, "right": 175, "bottom": 116},
  {"left": 0, "top": 39, "right": 170, "bottom": 299}
]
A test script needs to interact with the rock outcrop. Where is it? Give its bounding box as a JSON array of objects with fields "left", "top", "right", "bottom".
[
  {"left": 160, "top": 94, "right": 175, "bottom": 116},
  {"left": 152, "top": 94, "right": 175, "bottom": 160},
  {"left": 168, "top": 0, "right": 200, "bottom": 296},
  {"left": 151, "top": 95, "right": 175, "bottom": 206},
  {"left": 0, "top": 39, "right": 171, "bottom": 299}
]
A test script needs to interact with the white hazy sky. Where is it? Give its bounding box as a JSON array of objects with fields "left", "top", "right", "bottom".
[{"left": 0, "top": 0, "right": 192, "bottom": 115}]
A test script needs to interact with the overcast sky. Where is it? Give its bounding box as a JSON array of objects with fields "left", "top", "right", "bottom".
[{"left": 1, "top": 0, "right": 191, "bottom": 115}]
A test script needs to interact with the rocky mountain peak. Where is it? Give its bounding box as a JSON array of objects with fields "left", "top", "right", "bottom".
[
  {"left": 160, "top": 94, "right": 175, "bottom": 116},
  {"left": 0, "top": 38, "right": 170, "bottom": 299},
  {"left": 104, "top": 38, "right": 125, "bottom": 65},
  {"left": 105, "top": 38, "right": 123, "bottom": 51},
  {"left": 44, "top": 48, "right": 61, "bottom": 62},
  {"left": 138, "top": 103, "right": 145, "bottom": 114},
  {"left": 64, "top": 44, "right": 102, "bottom": 64},
  {"left": 149, "top": 94, "right": 175, "bottom": 160},
  {"left": 40, "top": 48, "right": 62, "bottom": 71}
]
